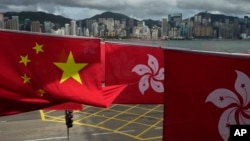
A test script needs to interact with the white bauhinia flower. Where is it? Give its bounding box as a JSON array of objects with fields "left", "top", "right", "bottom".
[
  {"left": 205, "top": 70, "right": 250, "bottom": 141},
  {"left": 132, "top": 54, "right": 164, "bottom": 95}
]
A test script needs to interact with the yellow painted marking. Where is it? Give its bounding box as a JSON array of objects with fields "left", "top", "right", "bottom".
[
  {"left": 39, "top": 110, "right": 45, "bottom": 121},
  {"left": 39, "top": 104, "right": 163, "bottom": 141},
  {"left": 114, "top": 105, "right": 161, "bottom": 131}
]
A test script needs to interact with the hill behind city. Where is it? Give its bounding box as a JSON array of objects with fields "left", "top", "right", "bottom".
[{"left": 3, "top": 11, "right": 240, "bottom": 28}]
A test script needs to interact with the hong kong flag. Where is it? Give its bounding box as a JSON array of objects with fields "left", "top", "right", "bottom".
[
  {"left": 163, "top": 48, "right": 250, "bottom": 141},
  {"left": 105, "top": 42, "right": 164, "bottom": 104}
]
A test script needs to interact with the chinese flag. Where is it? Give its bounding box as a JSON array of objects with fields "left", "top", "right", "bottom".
[
  {"left": 0, "top": 30, "right": 124, "bottom": 116},
  {"left": 163, "top": 48, "right": 250, "bottom": 141},
  {"left": 105, "top": 42, "right": 164, "bottom": 104}
]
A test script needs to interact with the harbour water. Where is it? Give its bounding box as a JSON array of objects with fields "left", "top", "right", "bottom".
[{"left": 111, "top": 39, "right": 250, "bottom": 53}]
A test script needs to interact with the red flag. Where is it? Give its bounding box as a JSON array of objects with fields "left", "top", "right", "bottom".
[
  {"left": 105, "top": 42, "right": 164, "bottom": 104},
  {"left": 163, "top": 48, "right": 250, "bottom": 141},
  {"left": 101, "top": 42, "right": 106, "bottom": 82},
  {"left": 0, "top": 30, "right": 124, "bottom": 116}
]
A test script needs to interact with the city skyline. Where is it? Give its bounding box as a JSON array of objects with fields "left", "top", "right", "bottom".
[
  {"left": 1, "top": 0, "right": 250, "bottom": 20},
  {"left": 1, "top": 10, "right": 250, "bottom": 40}
]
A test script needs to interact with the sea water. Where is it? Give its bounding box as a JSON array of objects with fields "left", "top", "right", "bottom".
[{"left": 111, "top": 39, "right": 250, "bottom": 53}]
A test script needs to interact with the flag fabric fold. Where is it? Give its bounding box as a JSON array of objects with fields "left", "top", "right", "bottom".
[
  {"left": 104, "top": 42, "right": 164, "bottom": 104},
  {"left": 0, "top": 30, "right": 124, "bottom": 116},
  {"left": 163, "top": 48, "right": 250, "bottom": 141}
]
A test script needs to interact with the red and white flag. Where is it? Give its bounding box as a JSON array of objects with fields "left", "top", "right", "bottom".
[
  {"left": 163, "top": 48, "right": 250, "bottom": 141},
  {"left": 105, "top": 42, "right": 164, "bottom": 104},
  {"left": 0, "top": 30, "right": 125, "bottom": 116}
]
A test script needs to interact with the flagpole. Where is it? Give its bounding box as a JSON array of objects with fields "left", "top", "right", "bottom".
[{"left": 67, "top": 127, "right": 69, "bottom": 141}]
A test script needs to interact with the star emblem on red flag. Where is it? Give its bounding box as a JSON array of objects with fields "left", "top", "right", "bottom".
[
  {"left": 19, "top": 42, "right": 46, "bottom": 96},
  {"left": 54, "top": 51, "right": 88, "bottom": 84}
]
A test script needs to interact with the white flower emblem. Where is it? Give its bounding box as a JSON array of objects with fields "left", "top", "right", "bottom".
[
  {"left": 132, "top": 54, "right": 164, "bottom": 95},
  {"left": 205, "top": 70, "right": 250, "bottom": 140}
]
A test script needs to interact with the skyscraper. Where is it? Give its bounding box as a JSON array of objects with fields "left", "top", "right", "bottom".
[
  {"left": 70, "top": 20, "right": 76, "bottom": 36},
  {"left": 0, "top": 14, "right": 4, "bottom": 29},
  {"left": 44, "top": 21, "right": 52, "bottom": 33},
  {"left": 65, "top": 23, "right": 70, "bottom": 35},
  {"left": 161, "top": 18, "right": 169, "bottom": 37},
  {"left": 31, "top": 21, "right": 41, "bottom": 32},
  {"left": 168, "top": 13, "right": 182, "bottom": 28},
  {"left": 92, "top": 22, "right": 99, "bottom": 37},
  {"left": 11, "top": 16, "right": 19, "bottom": 30},
  {"left": 24, "top": 18, "right": 31, "bottom": 31}
]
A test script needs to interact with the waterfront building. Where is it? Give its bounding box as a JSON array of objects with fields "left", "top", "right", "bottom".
[
  {"left": 65, "top": 23, "right": 70, "bottom": 35},
  {"left": 4, "top": 19, "right": 11, "bottom": 30},
  {"left": 24, "top": 18, "right": 31, "bottom": 31},
  {"left": 119, "top": 29, "right": 127, "bottom": 37},
  {"left": 98, "top": 18, "right": 105, "bottom": 24},
  {"left": 76, "top": 27, "right": 83, "bottom": 36},
  {"left": 60, "top": 28, "right": 65, "bottom": 35},
  {"left": 106, "top": 18, "right": 114, "bottom": 32},
  {"left": 128, "top": 18, "right": 134, "bottom": 28},
  {"left": 99, "top": 24, "right": 106, "bottom": 37},
  {"left": 85, "top": 28, "right": 90, "bottom": 37},
  {"left": 11, "top": 16, "right": 19, "bottom": 30},
  {"left": 187, "top": 19, "right": 194, "bottom": 39},
  {"left": 168, "top": 13, "right": 182, "bottom": 28},
  {"left": 151, "top": 28, "right": 158, "bottom": 40},
  {"left": 161, "top": 18, "right": 169, "bottom": 37},
  {"left": 0, "top": 14, "right": 4, "bottom": 28},
  {"left": 233, "top": 18, "right": 240, "bottom": 38},
  {"left": 70, "top": 20, "right": 76, "bottom": 36},
  {"left": 121, "top": 19, "right": 126, "bottom": 29},
  {"left": 44, "top": 21, "right": 52, "bottom": 33},
  {"left": 92, "top": 22, "right": 99, "bottom": 37},
  {"left": 114, "top": 20, "right": 120, "bottom": 29},
  {"left": 86, "top": 19, "right": 94, "bottom": 35},
  {"left": 31, "top": 21, "right": 41, "bottom": 32}
]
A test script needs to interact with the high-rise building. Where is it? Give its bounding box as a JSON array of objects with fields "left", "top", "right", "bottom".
[
  {"left": 85, "top": 28, "right": 90, "bottom": 37},
  {"left": 70, "top": 20, "right": 76, "bottom": 35},
  {"left": 86, "top": 19, "right": 94, "bottom": 35},
  {"left": 76, "top": 27, "right": 83, "bottom": 36},
  {"left": 44, "top": 21, "right": 52, "bottom": 33},
  {"left": 24, "top": 18, "right": 31, "bottom": 31},
  {"left": 0, "top": 14, "right": 4, "bottom": 29},
  {"left": 31, "top": 21, "right": 41, "bottom": 32},
  {"left": 161, "top": 18, "right": 169, "bottom": 37},
  {"left": 106, "top": 18, "right": 114, "bottom": 32},
  {"left": 129, "top": 18, "right": 134, "bottom": 28},
  {"left": 65, "top": 23, "right": 70, "bottom": 35},
  {"left": 4, "top": 19, "right": 12, "bottom": 30},
  {"left": 121, "top": 19, "right": 126, "bottom": 29},
  {"left": 92, "top": 22, "right": 99, "bottom": 37},
  {"left": 151, "top": 28, "right": 159, "bottom": 40},
  {"left": 11, "top": 16, "right": 19, "bottom": 30},
  {"left": 168, "top": 13, "right": 182, "bottom": 28}
]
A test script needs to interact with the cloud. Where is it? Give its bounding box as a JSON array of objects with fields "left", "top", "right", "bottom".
[{"left": 176, "top": 0, "right": 249, "bottom": 16}]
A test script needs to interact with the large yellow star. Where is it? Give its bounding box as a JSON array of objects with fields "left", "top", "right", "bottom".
[
  {"left": 19, "top": 55, "right": 31, "bottom": 66},
  {"left": 33, "top": 43, "right": 44, "bottom": 54},
  {"left": 54, "top": 51, "right": 87, "bottom": 84}
]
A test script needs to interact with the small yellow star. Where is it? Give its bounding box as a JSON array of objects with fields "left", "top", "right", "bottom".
[
  {"left": 33, "top": 43, "right": 44, "bottom": 54},
  {"left": 54, "top": 51, "right": 88, "bottom": 84},
  {"left": 37, "top": 88, "right": 46, "bottom": 96},
  {"left": 21, "top": 73, "right": 31, "bottom": 84},
  {"left": 19, "top": 55, "right": 31, "bottom": 66}
]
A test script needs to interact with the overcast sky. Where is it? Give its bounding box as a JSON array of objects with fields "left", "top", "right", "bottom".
[{"left": 1, "top": 0, "right": 250, "bottom": 20}]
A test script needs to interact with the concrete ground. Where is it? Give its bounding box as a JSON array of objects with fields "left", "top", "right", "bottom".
[{"left": 0, "top": 104, "right": 163, "bottom": 141}]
